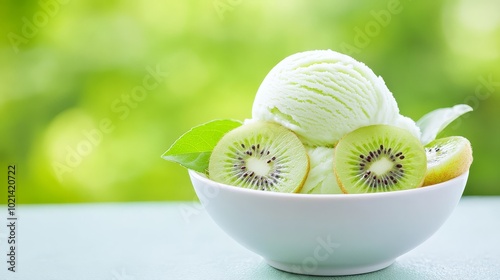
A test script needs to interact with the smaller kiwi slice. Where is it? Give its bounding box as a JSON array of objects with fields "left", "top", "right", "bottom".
[
  {"left": 423, "top": 136, "right": 473, "bottom": 186},
  {"left": 209, "top": 121, "right": 309, "bottom": 193},
  {"left": 334, "top": 125, "right": 427, "bottom": 193}
]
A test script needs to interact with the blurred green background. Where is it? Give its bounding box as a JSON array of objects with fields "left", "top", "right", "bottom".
[{"left": 1, "top": 0, "right": 499, "bottom": 203}]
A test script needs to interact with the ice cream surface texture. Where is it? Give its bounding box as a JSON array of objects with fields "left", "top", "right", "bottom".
[
  {"left": 300, "top": 146, "right": 342, "bottom": 194},
  {"left": 252, "top": 50, "right": 419, "bottom": 147}
]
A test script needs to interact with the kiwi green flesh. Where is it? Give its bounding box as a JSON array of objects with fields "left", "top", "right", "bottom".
[
  {"left": 209, "top": 121, "right": 309, "bottom": 193},
  {"left": 334, "top": 125, "right": 427, "bottom": 194},
  {"left": 423, "top": 136, "right": 472, "bottom": 186}
]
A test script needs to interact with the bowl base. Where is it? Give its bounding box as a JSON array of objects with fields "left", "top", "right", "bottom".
[{"left": 265, "top": 258, "right": 395, "bottom": 276}]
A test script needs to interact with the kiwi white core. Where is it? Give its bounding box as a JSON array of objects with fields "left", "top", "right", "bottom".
[
  {"left": 369, "top": 157, "right": 394, "bottom": 175},
  {"left": 246, "top": 157, "right": 272, "bottom": 176},
  {"left": 426, "top": 141, "right": 458, "bottom": 169}
]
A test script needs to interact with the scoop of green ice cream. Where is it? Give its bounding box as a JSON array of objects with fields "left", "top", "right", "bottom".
[{"left": 252, "top": 50, "right": 419, "bottom": 146}]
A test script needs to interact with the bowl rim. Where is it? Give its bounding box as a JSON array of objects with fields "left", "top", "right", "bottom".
[{"left": 189, "top": 169, "right": 469, "bottom": 200}]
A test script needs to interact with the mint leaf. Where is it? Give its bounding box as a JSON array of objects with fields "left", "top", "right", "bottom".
[
  {"left": 417, "top": 104, "right": 473, "bottom": 145},
  {"left": 161, "top": 119, "right": 242, "bottom": 173}
]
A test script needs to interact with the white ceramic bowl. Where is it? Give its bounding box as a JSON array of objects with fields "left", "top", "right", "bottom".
[{"left": 189, "top": 169, "right": 469, "bottom": 276}]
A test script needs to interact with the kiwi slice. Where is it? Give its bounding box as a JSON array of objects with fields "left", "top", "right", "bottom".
[
  {"left": 423, "top": 136, "right": 473, "bottom": 186},
  {"left": 334, "top": 125, "right": 427, "bottom": 193},
  {"left": 209, "top": 121, "right": 309, "bottom": 193}
]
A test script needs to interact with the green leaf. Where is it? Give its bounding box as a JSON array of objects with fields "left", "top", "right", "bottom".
[
  {"left": 416, "top": 104, "right": 473, "bottom": 146},
  {"left": 161, "top": 119, "right": 242, "bottom": 173}
]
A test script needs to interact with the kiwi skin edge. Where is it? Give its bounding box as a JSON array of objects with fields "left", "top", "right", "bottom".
[{"left": 294, "top": 155, "right": 310, "bottom": 193}]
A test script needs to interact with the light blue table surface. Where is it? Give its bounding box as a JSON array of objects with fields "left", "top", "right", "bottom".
[{"left": 0, "top": 197, "right": 499, "bottom": 280}]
